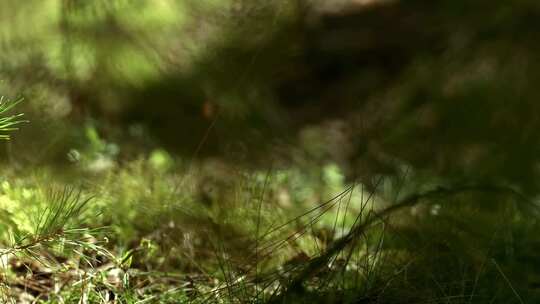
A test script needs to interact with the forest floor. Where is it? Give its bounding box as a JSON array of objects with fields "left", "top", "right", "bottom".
[{"left": 0, "top": 155, "right": 538, "bottom": 303}]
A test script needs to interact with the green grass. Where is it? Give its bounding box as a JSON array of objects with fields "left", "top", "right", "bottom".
[
  {"left": 0, "top": 92, "right": 537, "bottom": 303},
  {"left": 0, "top": 154, "right": 538, "bottom": 303}
]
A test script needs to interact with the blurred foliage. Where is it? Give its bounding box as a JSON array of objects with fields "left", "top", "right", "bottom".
[
  {"left": 1, "top": 0, "right": 540, "bottom": 196},
  {"left": 1, "top": 0, "right": 540, "bottom": 302}
]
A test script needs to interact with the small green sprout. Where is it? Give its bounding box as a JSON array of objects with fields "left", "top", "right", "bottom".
[{"left": 0, "top": 95, "right": 27, "bottom": 140}]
